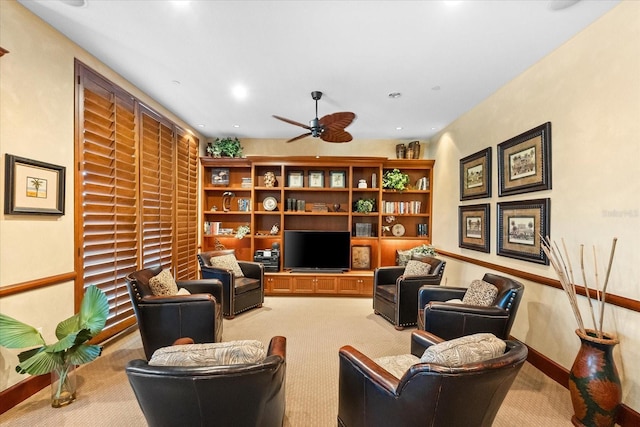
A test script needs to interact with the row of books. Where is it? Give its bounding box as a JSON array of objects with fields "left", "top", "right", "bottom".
[{"left": 382, "top": 200, "right": 422, "bottom": 214}]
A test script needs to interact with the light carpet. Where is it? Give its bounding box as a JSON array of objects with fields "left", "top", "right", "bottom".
[{"left": 0, "top": 296, "right": 574, "bottom": 426}]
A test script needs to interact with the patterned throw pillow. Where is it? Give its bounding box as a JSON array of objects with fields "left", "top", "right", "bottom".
[
  {"left": 209, "top": 254, "right": 244, "bottom": 277},
  {"left": 403, "top": 260, "right": 431, "bottom": 277},
  {"left": 420, "top": 333, "right": 506, "bottom": 367},
  {"left": 148, "top": 269, "right": 178, "bottom": 296},
  {"left": 149, "top": 340, "right": 266, "bottom": 367},
  {"left": 396, "top": 250, "right": 412, "bottom": 266},
  {"left": 462, "top": 279, "right": 498, "bottom": 306},
  {"left": 374, "top": 353, "right": 420, "bottom": 379}
]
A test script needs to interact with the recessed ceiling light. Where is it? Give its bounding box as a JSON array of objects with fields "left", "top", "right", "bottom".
[
  {"left": 388, "top": 92, "right": 402, "bottom": 99},
  {"left": 172, "top": 80, "right": 181, "bottom": 85},
  {"left": 197, "top": 124, "right": 205, "bottom": 128},
  {"left": 232, "top": 84, "right": 248, "bottom": 100},
  {"left": 431, "top": 86, "right": 441, "bottom": 91},
  {"left": 233, "top": 124, "right": 240, "bottom": 128},
  {"left": 396, "top": 127, "right": 403, "bottom": 131},
  {"left": 59, "top": 0, "right": 87, "bottom": 7},
  {"left": 548, "top": 0, "right": 581, "bottom": 11}
]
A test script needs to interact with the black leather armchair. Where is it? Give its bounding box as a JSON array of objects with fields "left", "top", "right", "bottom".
[
  {"left": 125, "top": 266, "right": 224, "bottom": 360},
  {"left": 373, "top": 257, "right": 445, "bottom": 330},
  {"left": 338, "top": 330, "right": 527, "bottom": 427},
  {"left": 126, "top": 336, "right": 287, "bottom": 427},
  {"left": 417, "top": 273, "right": 524, "bottom": 340},
  {"left": 198, "top": 249, "right": 264, "bottom": 319}
]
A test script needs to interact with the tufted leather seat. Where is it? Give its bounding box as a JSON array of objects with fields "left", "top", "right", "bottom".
[{"left": 417, "top": 273, "right": 524, "bottom": 340}]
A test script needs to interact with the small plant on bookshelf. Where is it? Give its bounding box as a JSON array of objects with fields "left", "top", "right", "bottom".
[{"left": 382, "top": 169, "right": 409, "bottom": 191}]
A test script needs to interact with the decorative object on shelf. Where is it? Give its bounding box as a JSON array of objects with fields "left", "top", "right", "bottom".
[
  {"left": 263, "top": 171, "right": 276, "bottom": 187},
  {"left": 308, "top": 170, "right": 324, "bottom": 188},
  {"left": 330, "top": 170, "right": 346, "bottom": 188},
  {"left": 460, "top": 147, "right": 491, "bottom": 200},
  {"left": 417, "top": 223, "right": 428, "bottom": 237},
  {"left": 262, "top": 196, "right": 277, "bottom": 211},
  {"left": 211, "top": 168, "right": 230, "bottom": 186},
  {"left": 0, "top": 286, "right": 109, "bottom": 408},
  {"left": 458, "top": 204, "right": 490, "bottom": 253},
  {"left": 371, "top": 173, "right": 377, "bottom": 188},
  {"left": 498, "top": 122, "right": 551, "bottom": 196},
  {"left": 207, "top": 137, "right": 243, "bottom": 158},
  {"left": 416, "top": 176, "right": 429, "bottom": 190},
  {"left": 382, "top": 169, "right": 409, "bottom": 191},
  {"left": 352, "top": 245, "right": 372, "bottom": 270},
  {"left": 354, "top": 198, "right": 375, "bottom": 214},
  {"left": 497, "top": 198, "right": 550, "bottom": 265},
  {"left": 354, "top": 223, "right": 373, "bottom": 237},
  {"left": 222, "top": 191, "right": 235, "bottom": 212},
  {"left": 333, "top": 203, "right": 341, "bottom": 212},
  {"left": 381, "top": 215, "right": 396, "bottom": 236},
  {"left": 235, "top": 224, "right": 251, "bottom": 239},
  {"left": 541, "top": 236, "right": 620, "bottom": 427},
  {"left": 270, "top": 224, "right": 279, "bottom": 235},
  {"left": 408, "top": 140, "right": 421, "bottom": 159},
  {"left": 391, "top": 223, "right": 405, "bottom": 237},
  {"left": 395, "top": 143, "right": 406, "bottom": 159},
  {"left": 358, "top": 179, "right": 368, "bottom": 188},
  {"left": 4, "top": 154, "right": 66, "bottom": 216},
  {"left": 288, "top": 170, "right": 304, "bottom": 187}
]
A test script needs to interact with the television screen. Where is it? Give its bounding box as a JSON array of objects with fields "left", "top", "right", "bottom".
[{"left": 283, "top": 230, "right": 351, "bottom": 272}]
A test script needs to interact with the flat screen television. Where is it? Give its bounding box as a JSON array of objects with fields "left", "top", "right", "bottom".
[{"left": 283, "top": 230, "right": 351, "bottom": 273}]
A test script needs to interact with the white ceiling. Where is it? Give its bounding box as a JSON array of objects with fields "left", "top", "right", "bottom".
[{"left": 18, "top": 0, "right": 620, "bottom": 142}]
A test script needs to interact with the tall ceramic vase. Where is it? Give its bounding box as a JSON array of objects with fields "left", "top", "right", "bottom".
[{"left": 568, "top": 329, "right": 621, "bottom": 427}]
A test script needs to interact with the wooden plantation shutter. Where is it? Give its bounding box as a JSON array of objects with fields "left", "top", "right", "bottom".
[
  {"left": 76, "top": 64, "right": 138, "bottom": 335},
  {"left": 140, "top": 107, "right": 174, "bottom": 270},
  {"left": 174, "top": 128, "right": 199, "bottom": 280}
]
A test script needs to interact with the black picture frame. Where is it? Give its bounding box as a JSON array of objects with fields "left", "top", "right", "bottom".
[
  {"left": 211, "top": 168, "right": 230, "bottom": 186},
  {"left": 460, "top": 147, "right": 491, "bottom": 200},
  {"left": 4, "top": 154, "right": 66, "bottom": 216},
  {"left": 498, "top": 122, "right": 552, "bottom": 196},
  {"left": 329, "top": 170, "right": 346, "bottom": 188},
  {"left": 459, "top": 204, "right": 490, "bottom": 253},
  {"left": 497, "top": 198, "right": 550, "bottom": 265},
  {"left": 308, "top": 170, "right": 324, "bottom": 188}
]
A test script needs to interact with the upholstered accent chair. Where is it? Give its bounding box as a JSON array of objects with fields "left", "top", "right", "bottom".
[
  {"left": 337, "top": 330, "right": 527, "bottom": 427},
  {"left": 373, "top": 256, "right": 446, "bottom": 330},
  {"left": 126, "top": 336, "right": 286, "bottom": 427},
  {"left": 417, "top": 273, "right": 524, "bottom": 340},
  {"left": 197, "top": 249, "right": 265, "bottom": 318},
  {"left": 125, "top": 266, "right": 224, "bottom": 360}
]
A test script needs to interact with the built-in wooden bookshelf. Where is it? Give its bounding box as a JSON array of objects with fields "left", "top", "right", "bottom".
[{"left": 200, "top": 156, "right": 434, "bottom": 296}]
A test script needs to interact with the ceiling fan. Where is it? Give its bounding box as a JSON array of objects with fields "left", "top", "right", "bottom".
[{"left": 273, "top": 91, "right": 356, "bottom": 143}]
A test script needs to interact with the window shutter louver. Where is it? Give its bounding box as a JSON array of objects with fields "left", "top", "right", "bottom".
[{"left": 175, "top": 128, "right": 199, "bottom": 280}]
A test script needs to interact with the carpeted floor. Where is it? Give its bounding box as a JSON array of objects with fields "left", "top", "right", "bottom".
[{"left": 0, "top": 296, "right": 574, "bottom": 426}]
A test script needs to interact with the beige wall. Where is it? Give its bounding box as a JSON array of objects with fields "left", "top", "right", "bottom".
[
  {"left": 430, "top": 1, "right": 639, "bottom": 411},
  {"left": 1, "top": 0, "right": 638, "bottom": 414},
  {"left": 0, "top": 1, "right": 203, "bottom": 389}
]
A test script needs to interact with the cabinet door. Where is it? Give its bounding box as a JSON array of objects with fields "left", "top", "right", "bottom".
[
  {"left": 337, "top": 277, "right": 361, "bottom": 294},
  {"left": 315, "top": 276, "right": 338, "bottom": 293},
  {"left": 267, "top": 275, "right": 293, "bottom": 294},
  {"left": 292, "top": 276, "right": 315, "bottom": 293}
]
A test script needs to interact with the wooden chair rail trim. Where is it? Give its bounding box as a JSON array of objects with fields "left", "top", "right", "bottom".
[
  {"left": 0, "top": 271, "right": 77, "bottom": 298},
  {"left": 437, "top": 249, "right": 640, "bottom": 313}
]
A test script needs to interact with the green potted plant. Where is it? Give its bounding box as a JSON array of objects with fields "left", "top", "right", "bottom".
[
  {"left": 382, "top": 169, "right": 410, "bottom": 191},
  {"left": 354, "top": 198, "right": 375, "bottom": 214},
  {"left": 410, "top": 244, "right": 437, "bottom": 259},
  {"left": 207, "top": 137, "right": 244, "bottom": 158},
  {"left": 0, "top": 286, "right": 109, "bottom": 407}
]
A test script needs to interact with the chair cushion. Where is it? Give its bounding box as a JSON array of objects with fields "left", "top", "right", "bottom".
[
  {"left": 420, "top": 333, "right": 506, "bottom": 367},
  {"left": 376, "top": 284, "right": 397, "bottom": 303},
  {"left": 148, "top": 269, "right": 178, "bottom": 296},
  {"left": 176, "top": 288, "right": 191, "bottom": 295},
  {"left": 396, "top": 249, "right": 412, "bottom": 266},
  {"left": 210, "top": 254, "right": 244, "bottom": 277},
  {"left": 403, "top": 260, "right": 431, "bottom": 277},
  {"left": 149, "top": 340, "right": 266, "bottom": 367},
  {"left": 234, "top": 277, "right": 261, "bottom": 295},
  {"left": 374, "top": 353, "right": 420, "bottom": 379},
  {"left": 462, "top": 279, "right": 498, "bottom": 306}
]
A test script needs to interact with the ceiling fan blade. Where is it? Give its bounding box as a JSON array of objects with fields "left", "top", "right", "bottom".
[
  {"left": 321, "top": 129, "right": 353, "bottom": 143},
  {"left": 273, "top": 115, "right": 311, "bottom": 130},
  {"left": 287, "top": 132, "right": 312, "bottom": 143},
  {"left": 319, "top": 112, "right": 356, "bottom": 131}
]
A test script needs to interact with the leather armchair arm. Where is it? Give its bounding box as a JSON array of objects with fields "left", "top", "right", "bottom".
[
  {"left": 374, "top": 266, "right": 404, "bottom": 287},
  {"left": 426, "top": 302, "right": 508, "bottom": 317},
  {"left": 410, "top": 330, "right": 444, "bottom": 357},
  {"left": 339, "top": 345, "right": 399, "bottom": 394},
  {"left": 178, "top": 279, "right": 223, "bottom": 303},
  {"left": 238, "top": 261, "right": 263, "bottom": 280},
  {"left": 418, "top": 286, "right": 466, "bottom": 308},
  {"left": 141, "top": 294, "right": 218, "bottom": 304},
  {"left": 267, "top": 336, "right": 286, "bottom": 359}
]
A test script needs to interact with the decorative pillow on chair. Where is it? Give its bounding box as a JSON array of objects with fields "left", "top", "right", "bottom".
[
  {"left": 149, "top": 269, "right": 178, "bottom": 296},
  {"left": 461, "top": 279, "right": 498, "bottom": 306},
  {"left": 396, "top": 250, "right": 412, "bottom": 266},
  {"left": 209, "top": 254, "right": 244, "bottom": 277},
  {"left": 420, "top": 333, "right": 506, "bottom": 367},
  {"left": 374, "top": 353, "right": 420, "bottom": 379},
  {"left": 150, "top": 340, "right": 266, "bottom": 367},
  {"left": 403, "top": 260, "right": 431, "bottom": 277}
]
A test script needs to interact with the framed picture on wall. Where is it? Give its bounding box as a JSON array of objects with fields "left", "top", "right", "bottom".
[
  {"left": 288, "top": 170, "right": 304, "bottom": 187},
  {"left": 460, "top": 147, "right": 491, "bottom": 200},
  {"left": 459, "top": 204, "right": 490, "bottom": 253},
  {"left": 498, "top": 122, "right": 552, "bottom": 196},
  {"left": 308, "top": 170, "right": 325, "bottom": 188},
  {"left": 351, "top": 245, "right": 372, "bottom": 270},
  {"left": 4, "top": 154, "right": 65, "bottom": 216},
  {"left": 497, "top": 198, "right": 550, "bottom": 265}
]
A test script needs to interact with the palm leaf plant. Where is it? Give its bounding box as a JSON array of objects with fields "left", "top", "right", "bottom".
[{"left": 0, "top": 285, "right": 109, "bottom": 406}]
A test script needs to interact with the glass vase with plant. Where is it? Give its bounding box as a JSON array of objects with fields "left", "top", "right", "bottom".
[{"left": 0, "top": 286, "right": 109, "bottom": 407}]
